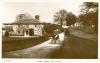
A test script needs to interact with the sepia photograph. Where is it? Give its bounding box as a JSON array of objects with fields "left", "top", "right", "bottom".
[{"left": 1, "top": 0, "right": 98, "bottom": 60}]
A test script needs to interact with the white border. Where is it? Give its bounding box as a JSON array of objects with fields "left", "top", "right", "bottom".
[{"left": 0, "top": 0, "right": 99, "bottom": 63}]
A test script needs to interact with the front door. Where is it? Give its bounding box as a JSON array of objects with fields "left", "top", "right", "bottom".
[{"left": 29, "top": 29, "right": 34, "bottom": 36}]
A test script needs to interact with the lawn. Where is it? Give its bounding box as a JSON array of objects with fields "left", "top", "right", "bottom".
[{"left": 2, "top": 36, "right": 49, "bottom": 52}]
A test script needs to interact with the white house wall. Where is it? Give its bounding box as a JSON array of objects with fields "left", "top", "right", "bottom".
[
  {"left": 34, "top": 25, "right": 44, "bottom": 36},
  {"left": 13, "top": 25, "right": 18, "bottom": 33},
  {"left": 29, "top": 25, "right": 35, "bottom": 29},
  {"left": 3, "top": 24, "right": 44, "bottom": 36}
]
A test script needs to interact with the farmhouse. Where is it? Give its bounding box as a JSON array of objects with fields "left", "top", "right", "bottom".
[{"left": 2, "top": 18, "right": 49, "bottom": 37}]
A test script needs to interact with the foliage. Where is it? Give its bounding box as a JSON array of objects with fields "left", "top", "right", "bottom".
[
  {"left": 79, "top": 2, "right": 98, "bottom": 33},
  {"left": 66, "top": 12, "right": 77, "bottom": 26},
  {"left": 35, "top": 15, "right": 40, "bottom": 20},
  {"left": 44, "top": 24, "right": 63, "bottom": 34},
  {"left": 15, "top": 13, "right": 33, "bottom": 21},
  {"left": 53, "top": 9, "right": 77, "bottom": 26},
  {"left": 80, "top": 2, "right": 98, "bottom": 13},
  {"left": 53, "top": 9, "right": 67, "bottom": 26}
]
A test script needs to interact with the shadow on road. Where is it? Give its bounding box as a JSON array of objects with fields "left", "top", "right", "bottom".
[{"left": 49, "top": 34, "right": 98, "bottom": 59}]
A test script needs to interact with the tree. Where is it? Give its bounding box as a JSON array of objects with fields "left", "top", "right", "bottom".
[
  {"left": 44, "top": 24, "right": 63, "bottom": 34},
  {"left": 66, "top": 12, "right": 77, "bottom": 26},
  {"left": 79, "top": 2, "right": 98, "bottom": 33},
  {"left": 15, "top": 13, "right": 33, "bottom": 21},
  {"left": 53, "top": 9, "right": 67, "bottom": 26},
  {"left": 35, "top": 15, "right": 40, "bottom": 20},
  {"left": 80, "top": 2, "right": 98, "bottom": 14}
]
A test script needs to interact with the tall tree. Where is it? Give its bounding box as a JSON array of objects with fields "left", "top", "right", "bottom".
[
  {"left": 66, "top": 12, "right": 77, "bottom": 26},
  {"left": 15, "top": 13, "right": 33, "bottom": 21},
  {"left": 79, "top": 2, "right": 98, "bottom": 33},
  {"left": 53, "top": 9, "right": 67, "bottom": 26},
  {"left": 80, "top": 2, "right": 98, "bottom": 14},
  {"left": 35, "top": 15, "right": 40, "bottom": 20}
]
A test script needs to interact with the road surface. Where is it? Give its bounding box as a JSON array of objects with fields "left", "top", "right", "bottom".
[{"left": 49, "top": 31, "right": 98, "bottom": 59}]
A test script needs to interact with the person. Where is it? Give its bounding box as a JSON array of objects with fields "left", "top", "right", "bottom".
[{"left": 51, "top": 29, "right": 60, "bottom": 44}]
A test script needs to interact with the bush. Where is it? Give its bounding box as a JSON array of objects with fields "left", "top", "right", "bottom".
[
  {"left": 5, "top": 31, "right": 9, "bottom": 37},
  {"left": 2, "top": 35, "right": 49, "bottom": 52},
  {"left": 44, "top": 24, "right": 63, "bottom": 34}
]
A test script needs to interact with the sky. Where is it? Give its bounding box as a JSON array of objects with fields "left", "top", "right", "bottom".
[{"left": 0, "top": 0, "right": 98, "bottom": 23}]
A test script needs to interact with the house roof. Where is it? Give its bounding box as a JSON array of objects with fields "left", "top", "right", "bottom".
[
  {"left": 13, "top": 19, "right": 40, "bottom": 24},
  {"left": 3, "top": 19, "right": 50, "bottom": 25}
]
